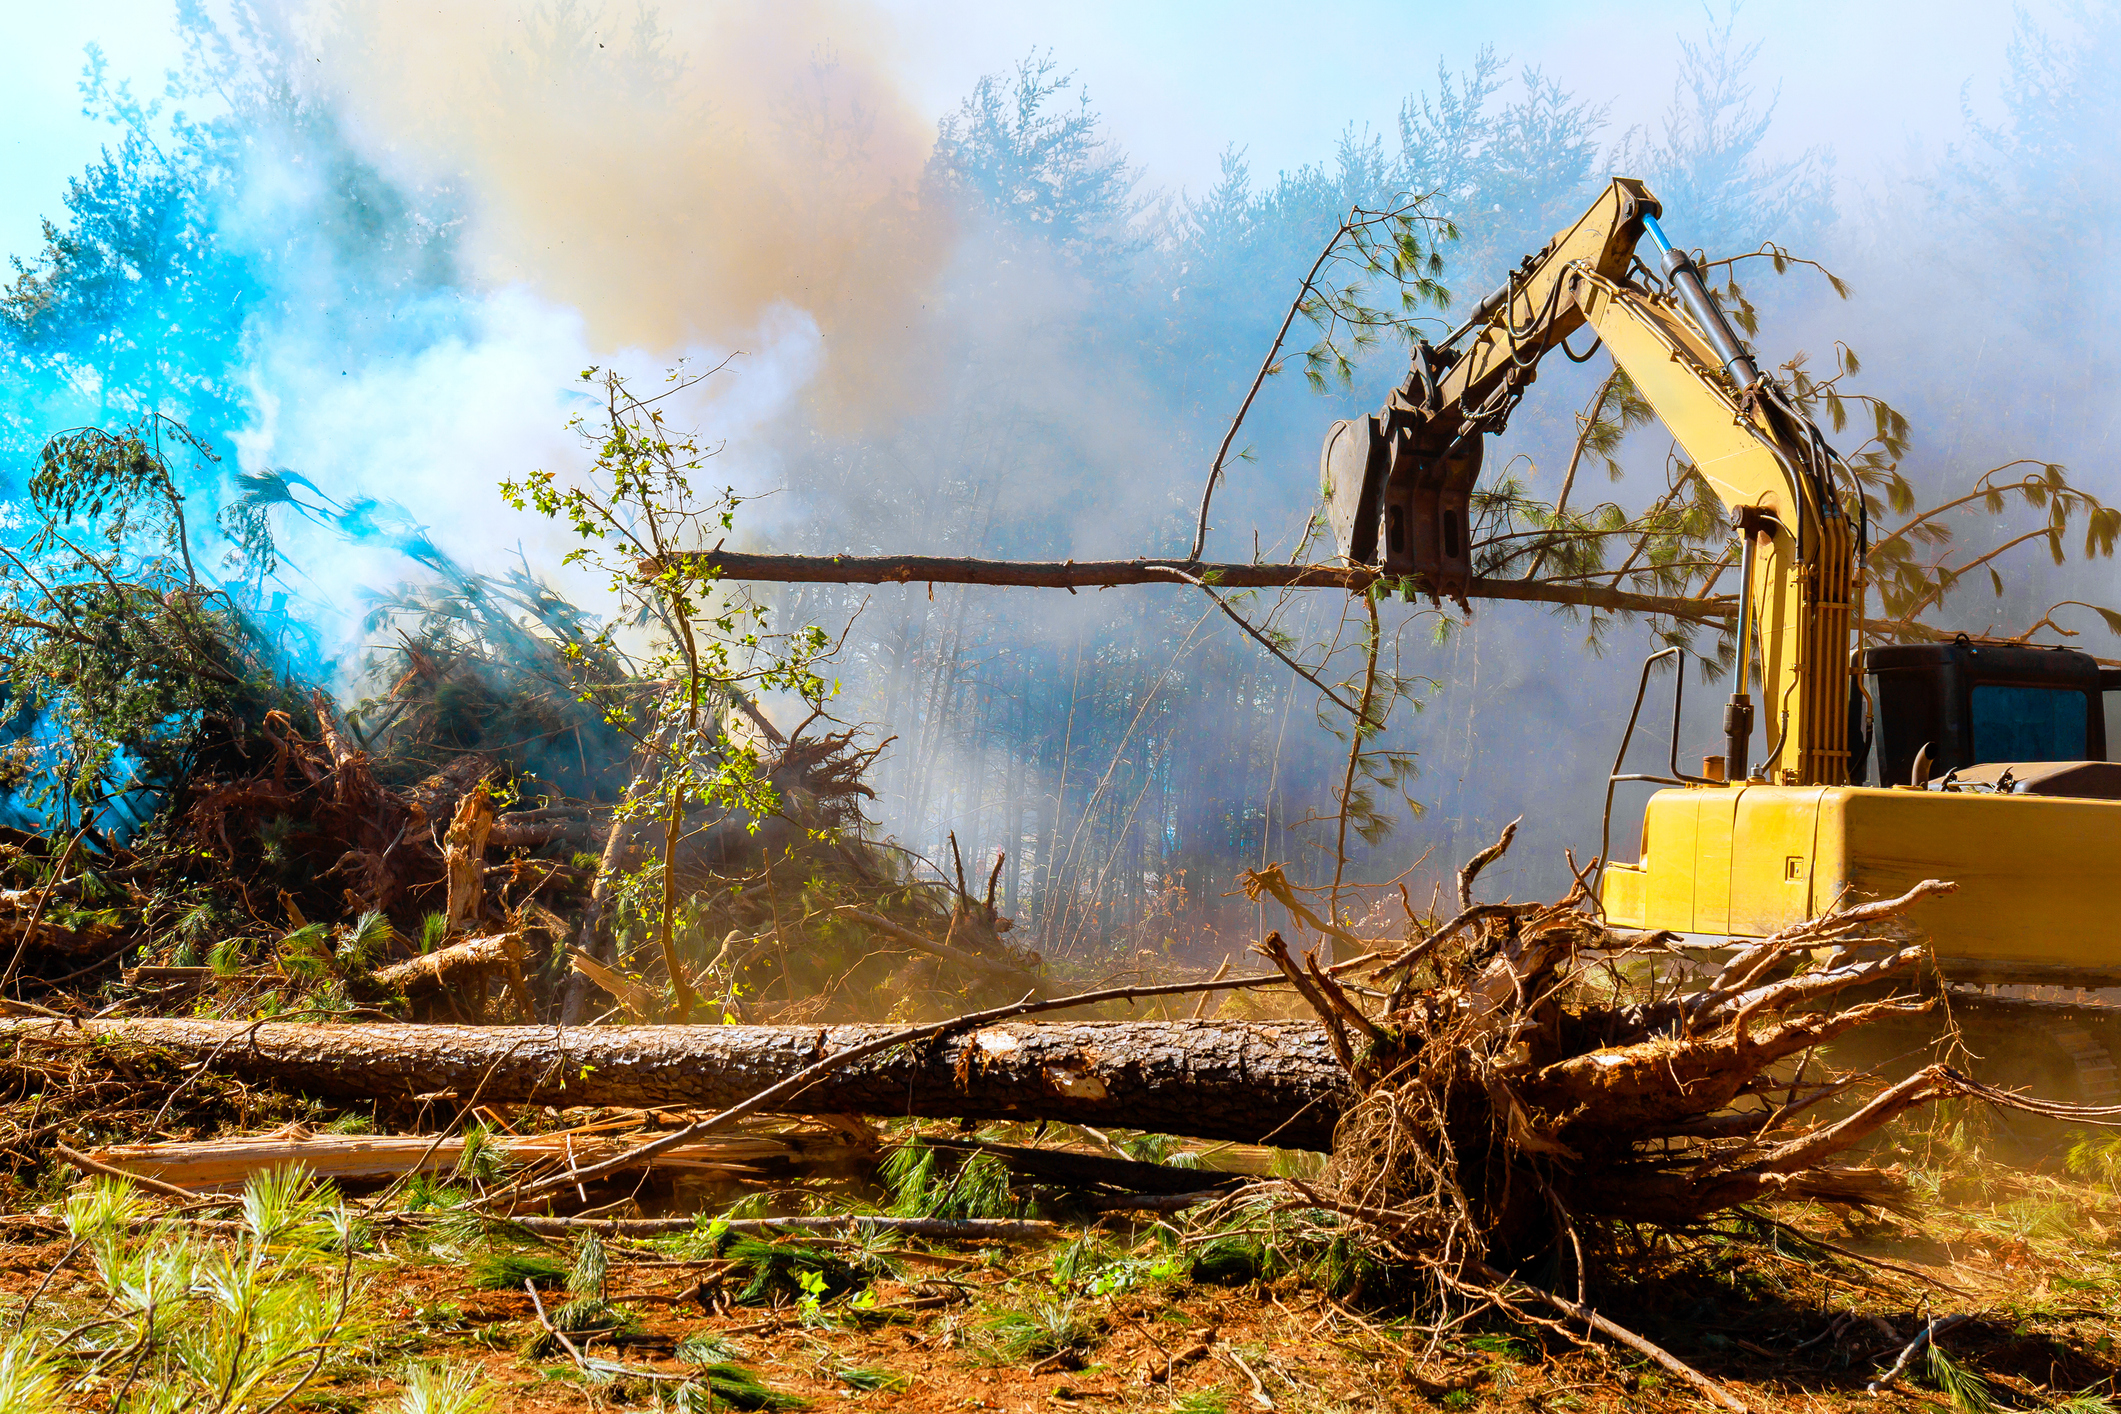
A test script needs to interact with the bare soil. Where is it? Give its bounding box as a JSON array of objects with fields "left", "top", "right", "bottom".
[{"left": 6, "top": 1126, "right": 2112, "bottom": 1413}]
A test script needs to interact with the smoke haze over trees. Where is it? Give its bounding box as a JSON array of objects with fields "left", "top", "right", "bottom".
[{"left": 4, "top": 0, "right": 2118, "bottom": 957}]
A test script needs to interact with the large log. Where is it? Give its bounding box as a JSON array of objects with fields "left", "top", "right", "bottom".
[
  {"left": 0, "top": 1018, "right": 1345, "bottom": 1149},
  {"left": 649, "top": 551, "right": 1736, "bottom": 624}
]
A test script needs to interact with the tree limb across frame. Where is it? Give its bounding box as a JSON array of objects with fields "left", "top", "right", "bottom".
[{"left": 646, "top": 551, "right": 1739, "bottom": 624}]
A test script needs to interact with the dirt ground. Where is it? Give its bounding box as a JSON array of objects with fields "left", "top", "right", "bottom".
[{"left": 6, "top": 1124, "right": 2113, "bottom": 1414}]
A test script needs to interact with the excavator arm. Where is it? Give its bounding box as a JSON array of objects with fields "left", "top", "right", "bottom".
[
  {"left": 1566, "top": 244, "right": 1856, "bottom": 785},
  {"left": 1324, "top": 178, "right": 1856, "bottom": 785},
  {"left": 1323, "top": 179, "right": 1658, "bottom": 601}
]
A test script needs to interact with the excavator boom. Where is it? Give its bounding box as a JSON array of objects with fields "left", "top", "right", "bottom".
[{"left": 1565, "top": 250, "right": 1856, "bottom": 786}]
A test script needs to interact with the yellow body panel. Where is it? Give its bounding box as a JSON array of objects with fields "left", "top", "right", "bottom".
[
  {"left": 1603, "top": 784, "right": 2121, "bottom": 981},
  {"left": 1729, "top": 788, "right": 1823, "bottom": 935}
]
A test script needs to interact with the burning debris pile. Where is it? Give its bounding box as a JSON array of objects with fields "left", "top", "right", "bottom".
[{"left": 0, "top": 383, "right": 1046, "bottom": 1035}]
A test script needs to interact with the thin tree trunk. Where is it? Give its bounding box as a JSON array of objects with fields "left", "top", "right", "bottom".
[
  {"left": 1331, "top": 593, "right": 1383, "bottom": 933},
  {"left": 1034, "top": 636, "right": 1087, "bottom": 942},
  {"left": 560, "top": 711, "right": 680, "bottom": 1024},
  {"left": 1005, "top": 708, "right": 1028, "bottom": 918},
  {"left": 658, "top": 615, "right": 705, "bottom": 1023},
  {"left": 649, "top": 551, "right": 1740, "bottom": 626},
  {"left": 909, "top": 586, "right": 972, "bottom": 833}
]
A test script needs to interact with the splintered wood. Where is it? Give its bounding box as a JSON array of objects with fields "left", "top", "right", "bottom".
[
  {"left": 441, "top": 781, "right": 497, "bottom": 933},
  {"left": 82, "top": 1116, "right": 873, "bottom": 1189}
]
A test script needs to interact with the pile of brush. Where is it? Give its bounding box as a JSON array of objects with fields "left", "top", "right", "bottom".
[
  {"left": 0, "top": 671, "right": 1042, "bottom": 1026},
  {"left": 569, "top": 722, "right": 1045, "bottom": 1027}
]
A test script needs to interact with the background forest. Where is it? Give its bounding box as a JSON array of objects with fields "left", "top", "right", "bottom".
[{"left": 4, "top": 1, "right": 2118, "bottom": 965}]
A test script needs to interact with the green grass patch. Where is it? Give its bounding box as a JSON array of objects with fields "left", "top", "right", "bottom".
[
  {"left": 469, "top": 1249, "right": 567, "bottom": 1290},
  {"left": 881, "top": 1138, "right": 1020, "bottom": 1220},
  {"left": 979, "top": 1295, "right": 1100, "bottom": 1363}
]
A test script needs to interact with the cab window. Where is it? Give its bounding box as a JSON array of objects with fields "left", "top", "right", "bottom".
[{"left": 1971, "top": 684, "right": 2089, "bottom": 762}]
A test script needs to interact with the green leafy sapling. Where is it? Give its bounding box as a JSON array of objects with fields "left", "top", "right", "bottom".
[{"left": 501, "top": 363, "right": 837, "bottom": 1021}]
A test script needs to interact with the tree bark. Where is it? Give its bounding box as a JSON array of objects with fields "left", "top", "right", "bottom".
[
  {"left": 0, "top": 1018, "right": 1345, "bottom": 1148},
  {"left": 651, "top": 551, "right": 1735, "bottom": 623},
  {"left": 441, "top": 783, "right": 495, "bottom": 933},
  {"left": 373, "top": 934, "right": 519, "bottom": 995},
  {"left": 373, "top": 933, "right": 534, "bottom": 1021}
]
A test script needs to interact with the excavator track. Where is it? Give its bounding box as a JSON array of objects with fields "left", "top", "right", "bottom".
[
  {"left": 1813, "top": 981, "right": 2121, "bottom": 1135},
  {"left": 1943, "top": 986, "right": 2121, "bottom": 1106}
]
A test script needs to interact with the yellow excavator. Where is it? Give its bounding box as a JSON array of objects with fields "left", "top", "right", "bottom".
[{"left": 1321, "top": 178, "right": 2121, "bottom": 1100}]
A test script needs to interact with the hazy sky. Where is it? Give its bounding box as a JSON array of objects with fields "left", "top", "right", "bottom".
[
  {"left": 0, "top": 1, "right": 2057, "bottom": 264},
  {"left": 872, "top": 0, "right": 2043, "bottom": 198}
]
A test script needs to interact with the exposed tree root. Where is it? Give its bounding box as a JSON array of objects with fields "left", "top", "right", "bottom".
[{"left": 1240, "top": 830, "right": 2121, "bottom": 1397}]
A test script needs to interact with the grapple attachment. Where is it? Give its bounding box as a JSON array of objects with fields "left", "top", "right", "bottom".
[{"left": 1320, "top": 403, "right": 1484, "bottom": 602}]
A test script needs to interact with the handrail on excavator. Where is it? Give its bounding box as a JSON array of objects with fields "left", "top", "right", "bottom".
[{"left": 1597, "top": 646, "right": 1726, "bottom": 886}]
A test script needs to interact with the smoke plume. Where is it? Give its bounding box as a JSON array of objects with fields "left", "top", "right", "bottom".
[{"left": 301, "top": 0, "right": 949, "bottom": 424}]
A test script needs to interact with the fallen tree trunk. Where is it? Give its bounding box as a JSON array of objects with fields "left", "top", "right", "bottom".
[
  {"left": 84, "top": 1125, "right": 833, "bottom": 1187},
  {"left": 647, "top": 551, "right": 1737, "bottom": 624},
  {"left": 658, "top": 555, "right": 1974, "bottom": 651},
  {"left": 512, "top": 1214, "right": 1059, "bottom": 1240},
  {"left": 0, "top": 1018, "right": 1345, "bottom": 1148}
]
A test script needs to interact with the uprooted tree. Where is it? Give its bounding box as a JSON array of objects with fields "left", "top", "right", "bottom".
[{"left": 18, "top": 830, "right": 2100, "bottom": 1268}]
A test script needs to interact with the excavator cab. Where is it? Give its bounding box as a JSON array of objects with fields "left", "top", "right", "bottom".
[{"left": 1859, "top": 640, "right": 2118, "bottom": 790}]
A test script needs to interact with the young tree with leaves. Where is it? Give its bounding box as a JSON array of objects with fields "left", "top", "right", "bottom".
[
  {"left": 0, "top": 415, "right": 296, "bottom": 832},
  {"left": 504, "top": 363, "right": 837, "bottom": 1021}
]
